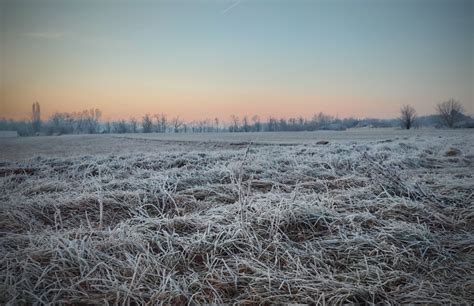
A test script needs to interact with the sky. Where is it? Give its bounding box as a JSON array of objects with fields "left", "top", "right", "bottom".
[{"left": 1, "top": 0, "right": 473, "bottom": 121}]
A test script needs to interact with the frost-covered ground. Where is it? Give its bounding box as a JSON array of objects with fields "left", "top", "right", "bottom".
[
  {"left": 0, "top": 129, "right": 473, "bottom": 303},
  {"left": 104, "top": 127, "right": 474, "bottom": 144}
]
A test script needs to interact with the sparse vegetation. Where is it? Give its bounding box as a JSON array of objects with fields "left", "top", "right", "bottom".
[
  {"left": 2, "top": 102, "right": 473, "bottom": 137},
  {"left": 399, "top": 105, "right": 417, "bottom": 129},
  {"left": 437, "top": 99, "right": 465, "bottom": 128},
  {"left": 45, "top": 108, "right": 102, "bottom": 135},
  {"left": 1, "top": 132, "right": 473, "bottom": 304}
]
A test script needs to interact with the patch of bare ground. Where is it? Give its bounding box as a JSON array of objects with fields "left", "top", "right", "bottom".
[{"left": 0, "top": 135, "right": 473, "bottom": 304}]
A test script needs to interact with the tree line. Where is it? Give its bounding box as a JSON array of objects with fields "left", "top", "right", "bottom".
[
  {"left": 399, "top": 99, "right": 468, "bottom": 130},
  {"left": 0, "top": 99, "right": 472, "bottom": 136}
]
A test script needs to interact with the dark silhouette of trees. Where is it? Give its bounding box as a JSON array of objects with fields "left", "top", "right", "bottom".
[
  {"left": 160, "top": 115, "right": 168, "bottom": 133},
  {"left": 399, "top": 105, "right": 417, "bottom": 129},
  {"left": 242, "top": 116, "right": 250, "bottom": 132},
  {"left": 49, "top": 113, "right": 74, "bottom": 135},
  {"left": 437, "top": 99, "right": 464, "bottom": 128},
  {"left": 45, "top": 109, "right": 101, "bottom": 135},
  {"left": 154, "top": 114, "right": 167, "bottom": 133},
  {"left": 112, "top": 120, "right": 128, "bottom": 133},
  {"left": 267, "top": 117, "right": 277, "bottom": 132},
  {"left": 130, "top": 118, "right": 138, "bottom": 133},
  {"left": 3, "top": 101, "right": 473, "bottom": 137},
  {"left": 76, "top": 109, "right": 101, "bottom": 133},
  {"left": 142, "top": 114, "right": 153, "bottom": 133},
  {"left": 171, "top": 116, "right": 183, "bottom": 133},
  {"left": 251, "top": 115, "right": 261, "bottom": 132},
  {"left": 230, "top": 115, "right": 240, "bottom": 132},
  {"left": 104, "top": 121, "right": 111, "bottom": 133}
]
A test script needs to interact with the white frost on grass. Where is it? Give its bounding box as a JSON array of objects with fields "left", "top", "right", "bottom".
[{"left": 0, "top": 135, "right": 473, "bottom": 304}]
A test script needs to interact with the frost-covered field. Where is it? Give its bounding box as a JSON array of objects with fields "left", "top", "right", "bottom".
[
  {"left": 106, "top": 127, "right": 474, "bottom": 144},
  {"left": 1, "top": 129, "right": 473, "bottom": 303}
]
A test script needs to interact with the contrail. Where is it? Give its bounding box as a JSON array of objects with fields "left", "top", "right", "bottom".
[{"left": 221, "top": 0, "right": 241, "bottom": 14}]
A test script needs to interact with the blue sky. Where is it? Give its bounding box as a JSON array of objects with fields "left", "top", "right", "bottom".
[{"left": 1, "top": 0, "right": 473, "bottom": 120}]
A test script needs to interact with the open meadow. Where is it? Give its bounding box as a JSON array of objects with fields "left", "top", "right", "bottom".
[{"left": 1, "top": 128, "right": 473, "bottom": 303}]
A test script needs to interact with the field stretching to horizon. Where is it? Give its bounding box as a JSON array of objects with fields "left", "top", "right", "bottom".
[{"left": 1, "top": 128, "right": 473, "bottom": 304}]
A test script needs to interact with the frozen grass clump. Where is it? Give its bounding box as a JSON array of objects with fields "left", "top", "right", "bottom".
[{"left": 0, "top": 135, "right": 473, "bottom": 304}]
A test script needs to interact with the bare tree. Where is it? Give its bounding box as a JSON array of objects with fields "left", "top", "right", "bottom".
[
  {"left": 154, "top": 113, "right": 167, "bottom": 133},
  {"left": 32, "top": 102, "right": 41, "bottom": 133},
  {"left": 267, "top": 117, "right": 277, "bottom": 132},
  {"left": 142, "top": 114, "right": 153, "bottom": 133},
  {"left": 75, "top": 108, "right": 101, "bottom": 134},
  {"left": 242, "top": 116, "right": 250, "bottom": 132},
  {"left": 214, "top": 117, "right": 219, "bottom": 132},
  {"left": 49, "top": 112, "right": 73, "bottom": 135},
  {"left": 297, "top": 116, "right": 305, "bottom": 129},
  {"left": 278, "top": 118, "right": 288, "bottom": 131},
  {"left": 230, "top": 115, "right": 240, "bottom": 132},
  {"left": 288, "top": 118, "right": 297, "bottom": 131},
  {"left": 399, "top": 105, "right": 417, "bottom": 129},
  {"left": 113, "top": 120, "right": 128, "bottom": 133},
  {"left": 89, "top": 109, "right": 102, "bottom": 133},
  {"left": 171, "top": 116, "right": 183, "bottom": 133},
  {"left": 436, "top": 99, "right": 464, "bottom": 128},
  {"left": 202, "top": 119, "right": 211, "bottom": 132},
  {"left": 130, "top": 118, "right": 138, "bottom": 133},
  {"left": 251, "top": 115, "right": 261, "bottom": 132},
  {"left": 311, "top": 112, "right": 333, "bottom": 129},
  {"left": 104, "top": 121, "right": 111, "bottom": 134}
]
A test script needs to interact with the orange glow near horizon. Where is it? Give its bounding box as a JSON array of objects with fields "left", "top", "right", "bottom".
[
  {"left": 1, "top": 1, "right": 472, "bottom": 122},
  {"left": 2, "top": 89, "right": 418, "bottom": 122}
]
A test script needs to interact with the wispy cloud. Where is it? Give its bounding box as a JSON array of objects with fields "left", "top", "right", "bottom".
[
  {"left": 221, "top": 0, "right": 241, "bottom": 15},
  {"left": 23, "top": 31, "right": 65, "bottom": 39}
]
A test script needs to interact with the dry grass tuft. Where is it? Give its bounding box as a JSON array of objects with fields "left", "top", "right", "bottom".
[
  {"left": 1, "top": 136, "right": 473, "bottom": 304},
  {"left": 445, "top": 147, "right": 462, "bottom": 157}
]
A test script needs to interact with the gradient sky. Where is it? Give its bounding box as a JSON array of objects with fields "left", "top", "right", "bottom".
[{"left": 1, "top": 0, "right": 473, "bottom": 121}]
